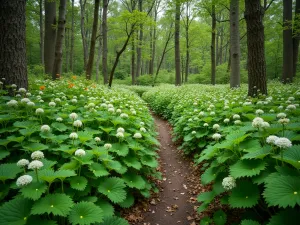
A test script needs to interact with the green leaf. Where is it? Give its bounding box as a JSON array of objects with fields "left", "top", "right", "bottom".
[
  {"left": 230, "top": 159, "right": 266, "bottom": 178},
  {"left": 22, "top": 143, "right": 48, "bottom": 152},
  {"left": 51, "top": 122, "right": 68, "bottom": 132},
  {"left": 31, "top": 193, "right": 74, "bottom": 216},
  {"left": 96, "top": 216, "right": 129, "bottom": 225},
  {"left": 7, "top": 135, "right": 25, "bottom": 143},
  {"left": 263, "top": 173, "right": 300, "bottom": 208},
  {"left": 26, "top": 217, "right": 57, "bottom": 225},
  {"left": 141, "top": 155, "right": 158, "bottom": 168},
  {"left": 55, "top": 170, "right": 77, "bottom": 179},
  {"left": 201, "top": 166, "right": 221, "bottom": 185},
  {"left": 70, "top": 176, "right": 88, "bottom": 191},
  {"left": 0, "top": 163, "right": 22, "bottom": 181},
  {"left": 110, "top": 143, "right": 129, "bottom": 156},
  {"left": 14, "top": 121, "right": 38, "bottom": 129},
  {"left": 240, "top": 219, "right": 261, "bottom": 225},
  {"left": 20, "top": 181, "right": 47, "bottom": 200},
  {"left": 273, "top": 145, "right": 300, "bottom": 169},
  {"left": 78, "top": 131, "right": 93, "bottom": 143},
  {"left": 122, "top": 172, "right": 146, "bottom": 189},
  {"left": 213, "top": 209, "right": 227, "bottom": 225},
  {"left": 123, "top": 153, "right": 142, "bottom": 170},
  {"left": 60, "top": 160, "right": 80, "bottom": 170},
  {"left": 242, "top": 146, "right": 271, "bottom": 159},
  {"left": 68, "top": 202, "right": 104, "bottom": 225},
  {"left": 118, "top": 192, "right": 134, "bottom": 208},
  {"left": 98, "top": 177, "right": 127, "bottom": 203},
  {"left": 39, "top": 169, "right": 58, "bottom": 183},
  {"left": 228, "top": 180, "right": 259, "bottom": 208},
  {"left": 0, "top": 149, "right": 10, "bottom": 160},
  {"left": 199, "top": 216, "right": 212, "bottom": 225},
  {"left": 89, "top": 163, "right": 109, "bottom": 177},
  {"left": 197, "top": 191, "right": 216, "bottom": 204},
  {"left": 96, "top": 199, "right": 114, "bottom": 217},
  {"left": 267, "top": 209, "right": 299, "bottom": 225}
]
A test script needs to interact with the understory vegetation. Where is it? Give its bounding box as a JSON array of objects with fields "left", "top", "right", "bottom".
[
  {"left": 142, "top": 82, "right": 300, "bottom": 225},
  {"left": 0, "top": 77, "right": 160, "bottom": 225}
]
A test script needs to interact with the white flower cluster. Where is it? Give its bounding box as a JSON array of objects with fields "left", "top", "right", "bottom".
[
  {"left": 18, "top": 88, "right": 27, "bottom": 93},
  {"left": 116, "top": 132, "right": 124, "bottom": 138},
  {"left": 222, "top": 176, "right": 236, "bottom": 190},
  {"left": 17, "top": 159, "right": 29, "bottom": 167},
  {"left": 277, "top": 112, "right": 286, "bottom": 119},
  {"left": 69, "top": 132, "right": 78, "bottom": 139},
  {"left": 120, "top": 113, "right": 129, "bottom": 118},
  {"left": 16, "top": 175, "right": 33, "bottom": 187},
  {"left": 104, "top": 143, "right": 112, "bottom": 149},
  {"left": 35, "top": 108, "right": 44, "bottom": 114},
  {"left": 56, "top": 117, "right": 63, "bottom": 122},
  {"left": 7, "top": 100, "right": 18, "bottom": 107},
  {"left": 278, "top": 118, "right": 290, "bottom": 125},
  {"left": 49, "top": 101, "right": 56, "bottom": 107},
  {"left": 223, "top": 118, "right": 230, "bottom": 123},
  {"left": 31, "top": 151, "right": 44, "bottom": 160},
  {"left": 252, "top": 117, "right": 269, "bottom": 129},
  {"left": 213, "top": 124, "right": 220, "bottom": 130},
  {"left": 274, "top": 137, "right": 292, "bottom": 148},
  {"left": 140, "top": 127, "right": 147, "bottom": 132},
  {"left": 192, "top": 131, "right": 196, "bottom": 135},
  {"left": 212, "top": 133, "right": 222, "bottom": 141},
  {"left": 28, "top": 160, "right": 44, "bottom": 170},
  {"left": 73, "top": 120, "right": 83, "bottom": 127},
  {"left": 133, "top": 133, "right": 142, "bottom": 139},
  {"left": 75, "top": 149, "right": 86, "bottom": 157},
  {"left": 94, "top": 137, "right": 101, "bottom": 142},
  {"left": 69, "top": 112, "right": 78, "bottom": 120},
  {"left": 255, "top": 109, "right": 264, "bottom": 115},
  {"left": 233, "top": 114, "right": 240, "bottom": 120},
  {"left": 41, "top": 125, "right": 50, "bottom": 132}
]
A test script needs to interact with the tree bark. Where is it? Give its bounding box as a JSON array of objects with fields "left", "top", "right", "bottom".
[
  {"left": 52, "top": 0, "right": 67, "bottom": 80},
  {"left": 102, "top": 0, "right": 109, "bottom": 84},
  {"left": 70, "top": 0, "right": 75, "bottom": 72},
  {"left": 230, "top": 0, "right": 241, "bottom": 88},
  {"left": 131, "top": 36, "right": 136, "bottom": 84},
  {"left": 211, "top": 2, "right": 216, "bottom": 85},
  {"left": 65, "top": 27, "right": 69, "bottom": 73},
  {"left": 149, "top": 3, "right": 158, "bottom": 75},
  {"left": 96, "top": 7, "right": 102, "bottom": 82},
  {"left": 0, "top": 0, "right": 28, "bottom": 91},
  {"left": 185, "top": 0, "right": 190, "bottom": 83},
  {"left": 136, "top": 0, "right": 143, "bottom": 79},
  {"left": 175, "top": 0, "right": 181, "bottom": 86},
  {"left": 282, "top": 0, "right": 293, "bottom": 83},
  {"left": 86, "top": 0, "right": 100, "bottom": 80},
  {"left": 80, "top": 0, "right": 88, "bottom": 69},
  {"left": 245, "top": 0, "right": 267, "bottom": 96},
  {"left": 44, "top": 0, "right": 56, "bottom": 75},
  {"left": 39, "top": 0, "right": 44, "bottom": 66},
  {"left": 293, "top": 0, "right": 300, "bottom": 77}
]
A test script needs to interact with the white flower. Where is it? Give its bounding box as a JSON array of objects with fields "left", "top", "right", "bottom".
[
  {"left": 28, "top": 160, "right": 44, "bottom": 170},
  {"left": 198, "top": 111, "right": 204, "bottom": 116},
  {"left": 71, "top": 99, "right": 77, "bottom": 103},
  {"left": 16, "top": 175, "right": 33, "bottom": 187},
  {"left": 277, "top": 112, "right": 286, "bottom": 118},
  {"left": 21, "top": 98, "right": 30, "bottom": 103},
  {"left": 18, "top": 88, "right": 27, "bottom": 93},
  {"left": 73, "top": 120, "right": 83, "bottom": 127},
  {"left": 255, "top": 109, "right": 264, "bottom": 115},
  {"left": 287, "top": 104, "right": 296, "bottom": 110},
  {"left": 117, "top": 127, "right": 125, "bottom": 133},
  {"left": 261, "top": 122, "right": 270, "bottom": 128},
  {"left": 75, "top": 149, "right": 86, "bottom": 157},
  {"left": 192, "top": 131, "right": 196, "bottom": 135},
  {"left": 31, "top": 151, "right": 44, "bottom": 160},
  {"left": 54, "top": 98, "right": 61, "bottom": 102},
  {"left": 35, "top": 108, "right": 44, "bottom": 114},
  {"left": 269, "top": 109, "right": 275, "bottom": 113},
  {"left": 116, "top": 109, "right": 122, "bottom": 113},
  {"left": 252, "top": 117, "right": 264, "bottom": 128},
  {"left": 69, "top": 132, "right": 78, "bottom": 139},
  {"left": 212, "top": 133, "right": 222, "bottom": 140},
  {"left": 120, "top": 113, "right": 128, "bottom": 118},
  {"left": 88, "top": 103, "right": 95, "bottom": 108},
  {"left": 17, "top": 159, "right": 29, "bottom": 167},
  {"left": 275, "top": 137, "right": 292, "bottom": 148},
  {"left": 27, "top": 101, "right": 35, "bottom": 107},
  {"left": 204, "top": 123, "right": 209, "bottom": 127},
  {"left": 213, "top": 124, "right": 220, "bottom": 130},
  {"left": 104, "top": 143, "right": 112, "bottom": 149},
  {"left": 140, "top": 127, "right": 147, "bottom": 133},
  {"left": 101, "top": 103, "right": 108, "bottom": 108},
  {"left": 131, "top": 110, "right": 136, "bottom": 115},
  {"left": 222, "top": 176, "right": 236, "bottom": 190},
  {"left": 223, "top": 118, "right": 230, "bottom": 123},
  {"left": 108, "top": 107, "right": 115, "bottom": 113},
  {"left": 11, "top": 84, "right": 17, "bottom": 89},
  {"left": 133, "top": 133, "right": 142, "bottom": 139},
  {"left": 56, "top": 117, "right": 63, "bottom": 122},
  {"left": 49, "top": 101, "right": 56, "bottom": 107},
  {"left": 210, "top": 112, "right": 215, "bottom": 116},
  {"left": 234, "top": 120, "right": 241, "bottom": 125},
  {"left": 266, "top": 135, "right": 279, "bottom": 145},
  {"left": 7, "top": 100, "right": 18, "bottom": 107},
  {"left": 233, "top": 114, "right": 240, "bottom": 120},
  {"left": 69, "top": 112, "right": 78, "bottom": 120},
  {"left": 107, "top": 104, "right": 114, "bottom": 108},
  {"left": 140, "top": 122, "right": 145, "bottom": 126},
  {"left": 41, "top": 125, "right": 50, "bottom": 132},
  {"left": 94, "top": 137, "right": 101, "bottom": 142},
  {"left": 116, "top": 132, "right": 124, "bottom": 138},
  {"left": 278, "top": 118, "right": 290, "bottom": 125}
]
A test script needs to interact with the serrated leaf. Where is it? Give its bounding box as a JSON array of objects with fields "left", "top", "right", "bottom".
[
  {"left": 96, "top": 200, "right": 114, "bottom": 217},
  {"left": 70, "top": 176, "right": 88, "bottom": 191},
  {"left": 122, "top": 172, "right": 146, "bottom": 189},
  {"left": 31, "top": 193, "right": 74, "bottom": 216},
  {"left": 20, "top": 181, "right": 47, "bottom": 200},
  {"left": 55, "top": 170, "right": 77, "bottom": 179},
  {"left": 26, "top": 217, "right": 58, "bottom": 225},
  {"left": 98, "top": 177, "right": 126, "bottom": 203},
  {"left": 241, "top": 220, "right": 261, "bottom": 225},
  {"left": 267, "top": 209, "right": 299, "bottom": 225},
  {"left": 273, "top": 145, "right": 300, "bottom": 169},
  {"left": 200, "top": 216, "right": 212, "bottom": 225},
  {"left": 118, "top": 192, "right": 134, "bottom": 208},
  {"left": 0, "top": 149, "right": 10, "bottom": 160},
  {"left": 39, "top": 169, "right": 57, "bottom": 183},
  {"left": 0, "top": 163, "right": 22, "bottom": 181},
  {"left": 228, "top": 180, "right": 259, "bottom": 208},
  {"left": 96, "top": 216, "right": 129, "bottom": 225},
  {"left": 201, "top": 166, "right": 221, "bottom": 185},
  {"left": 51, "top": 122, "right": 68, "bottom": 132},
  {"left": 230, "top": 159, "right": 266, "bottom": 178},
  {"left": 123, "top": 153, "right": 142, "bottom": 170},
  {"left": 110, "top": 143, "right": 129, "bottom": 156},
  {"left": 141, "top": 155, "right": 158, "bottom": 168},
  {"left": 0, "top": 197, "right": 33, "bottom": 225},
  {"left": 197, "top": 191, "right": 216, "bottom": 204},
  {"left": 213, "top": 209, "right": 227, "bottom": 225},
  {"left": 22, "top": 142, "right": 48, "bottom": 152},
  {"left": 7, "top": 135, "right": 25, "bottom": 143},
  {"left": 77, "top": 131, "right": 93, "bottom": 143},
  {"left": 242, "top": 146, "right": 271, "bottom": 159},
  {"left": 89, "top": 163, "right": 109, "bottom": 177},
  {"left": 68, "top": 202, "right": 103, "bottom": 225}
]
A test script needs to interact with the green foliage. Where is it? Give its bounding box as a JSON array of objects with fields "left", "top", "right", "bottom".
[{"left": 68, "top": 202, "right": 104, "bottom": 225}]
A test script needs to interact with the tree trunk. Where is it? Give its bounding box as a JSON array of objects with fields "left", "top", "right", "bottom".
[
  {"left": 245, "top": 0, "right": 267, "bottom": 96},
  {"left": 230, "top": 0, "right": 241, "bottom": 88},
  {"left": 149, "top": 7, "right": 157, "bottom": 75},
  {"left": 86, "top": 0, "right": 100, "bottom": 80},
  {"left": 211, "top": 2, "right": 216, "bottom": 85},
  {"left": 185, "top": 0, "right": 190, "bottom": 83},
  {"left": 293, "top": 0, "right": 300, "bottom": 77},
  {"left": 52, "top": 0, "right": 67, "bottom": 80},
  {"left": 219, "top": 25, "right": 224, "bottom": 65},
  {"left": 102, "top": 0, "right": 108, "bottom": 84},
  {"left": 282, "top": 0, "right": 293, "bottom": 83},
  {"left": 80, "top": 0, "right": 88, "bottom": 69},
  {"left": 44, "top": 0, "right": 56, "bottom": 75},
  {"left": 70, "top": 0, "right": 75, "bottom": 72},
  {"left": 131, "top": 36, "right": 136, "bottom": 85},
  {"left": 39, "top": 0, "right": 44, "bottom": 66},
  {"left": 0, "top": 0, "right": 28, "bottom": 91},
  {"left": 175, "top": 0, "right": 181, "bottom": 86},
  {"left": 96, "top": 7, "right": 102, "bottom": 82},
  {"left": 64, "top": 27, "right": 69, "bottom": 73},
  {"left": 136, "top": 0, "right": 143, "bottom": 79}
]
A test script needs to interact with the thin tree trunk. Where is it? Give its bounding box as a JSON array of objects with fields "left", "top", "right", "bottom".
[
  {"left": 230, "top": 0, "right": 241, "bottom": 88},
  {"left": 175, "top": 0, "right": 181, "bottom": 86},
  {"left": 136, "top": 0, "right": 143, "bottom": 79},
  {"left": 52, "top": 0, "right": 67, "bottom": 80},
  {"left": 44, "top": 0, "right": 56, "bottom": 75},
  {"left": 96, "top": 7, "right": 102, "bottom": 82},
  {"left": 216, "top": 28, "right": 219, "bottom": 66},
  {"left": 219, "top": 25, "right": 224, "bottom": 64},
  {"left": 70, "top": 0, "right": 75, "bottom": 72},
  {"left": 131, "top": 36, "right": 136, "bottom": 85},
  {"left": 80, "top": 0, "right": 88, "bottom": 69},
  {"left": 86, "top": 0, "right": 100, "bottom": 80},
  {"left": 245, "top": 0, "right": 267, "bottom": 96},
  {"left": 282, "top": 0, "right": 293, "bottom": 83},
  {"left": 185, "top": 0, "right": 190, "bottom": 82},
  {"left": 211, "top": 2, "right": 216, "bottom": 85},
  {"left": 0, "top": 0, "right": 28, "bottom": 91},
  {"left": 292, "top": 0, "right": 300, "bottom": 77},
  {"left": 65, "top": 27, "right": 69, "bottom": 73},
  {"left": 39, "top": 0, "right": 44, "bottom": 66},
  {"left": 102, "top": 0, "right": 108, "bottom": 84}
]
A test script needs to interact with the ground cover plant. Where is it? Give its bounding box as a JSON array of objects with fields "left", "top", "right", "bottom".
[
  {"left": 0, "top": 77, "right": 160, "bottom": 225},
  {"left": 143, "top": 82, "right": 300, "bottom": 225}
]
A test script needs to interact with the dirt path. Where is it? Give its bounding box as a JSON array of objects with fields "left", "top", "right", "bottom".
[{"left": 141, "top": 115, "right": 196, "bottom": 225}]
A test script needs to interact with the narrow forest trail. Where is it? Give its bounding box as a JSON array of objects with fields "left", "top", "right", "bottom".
[{"left": 141, "top": 115, "right": 197, "bottom": 225}]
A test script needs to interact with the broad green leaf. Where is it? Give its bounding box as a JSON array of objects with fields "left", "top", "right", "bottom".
[
  {"left": 51, "top": 122, "right": 68, "bottom": 132},
  {"left": 118, "top": 192, "right": 134, "bottom": 208},
  {"left": 89, "top": 163, "right": 109, "bottom": 177},
  {"left": 230, "top": 159, "right": 266, "bottom": 178},
  {"left": 20, "top": 181, "right": 47, "bottom": 200},
  {"left": 22, "top": 143, "right": 48, "bottom": 152},
  {"left": 122, "top": 172, "right": 146, "bottom": 189},
  {"left": 0, "top": 163, "right": 22, "bottom": 181},
  {"left": 98, "top": 177, "right": 127, "bottom": 203},
  {"left": 267, "top": 209, "right": 298, "bottom": 225},
  {"left": 213, "top": 209, "right": 227, "bottom": 225},
  {"left": 68, "top": 202, "right": 103, "bottom": 225},
  {"left": 272, "top": 145, "right": 300, "bottom": 169},
  {"left": 96, "top": 216, "right": 129, "bottom": 225},
  {"left": 241, "top": 220, "right": 261, "bottom": 225},
  {"left": 110, "top": 143, "right": 129, "bottom": 156},
  {"left": 0, "top": 149, "right": 10, "bottom": 160},
  {"left": 96, "top": 199, "right": 114, "bottom": 217},
  {"left": 70, "top": 176, "right": 88, "bottom": 191}
]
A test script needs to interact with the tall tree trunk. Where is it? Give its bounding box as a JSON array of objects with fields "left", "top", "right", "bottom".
[
  {"left": 52, "top": 0, "right": 67, "bottom": 80},
  {"left": 245, "top": 0, "right": 267, "bottom": 96},
  {"left": 211, "top": 2, "right": 216, "bottom": 85},
  {"left": 149, "top": 6, "right": 158, "bottom": 75},
  {"left": 230, "top": 0, "right": 241, "bottom": 88},
  {"left": 175, "top": 0, "right": 181, "bottom": 86},
  {"left": 131, "top": 36, "right": 136, "bottom": 85},
  {"left": 96, "top": 7, "right": 102, "bottom": 82},
  {"left": 80, "top": 0, "right": 88, "bottom": 69},
  {"left": 86, "top": 0, "right": 100, "bottom": 80},
  {"left": 39, "top": 0, "right": 44, "bottom": 66},
  {"left": 282, "top": 0, "right": 293, "bottom": 83},
  {"left": 219, "top": 25, "right": 224, "bottom": 65},
  {"left": 102, "top": 0, "right": 108, "bottom": 84},
  {"left": 293, "top": 0, "right": 300, "bottom": 77},
  {"left": 70, "top": 0, "right": 75, "bottom": 72},
  {"left": 136, "top": 0, "right": 143, "bottom": 79},
  {"left": 0, "top": 0, "right": 28, "bottom": 91},
  {"left": 185, "top": 0, "right": 190, "bottom": 82},
  {"left": 44, "top": 0, "right": 56, "bottom": 75},
  {"left": 216, "top": 28, "right": 219, "bottom": 65},
  {"left": 65, "top": 27, "right": 69, "bottom": 73}
]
